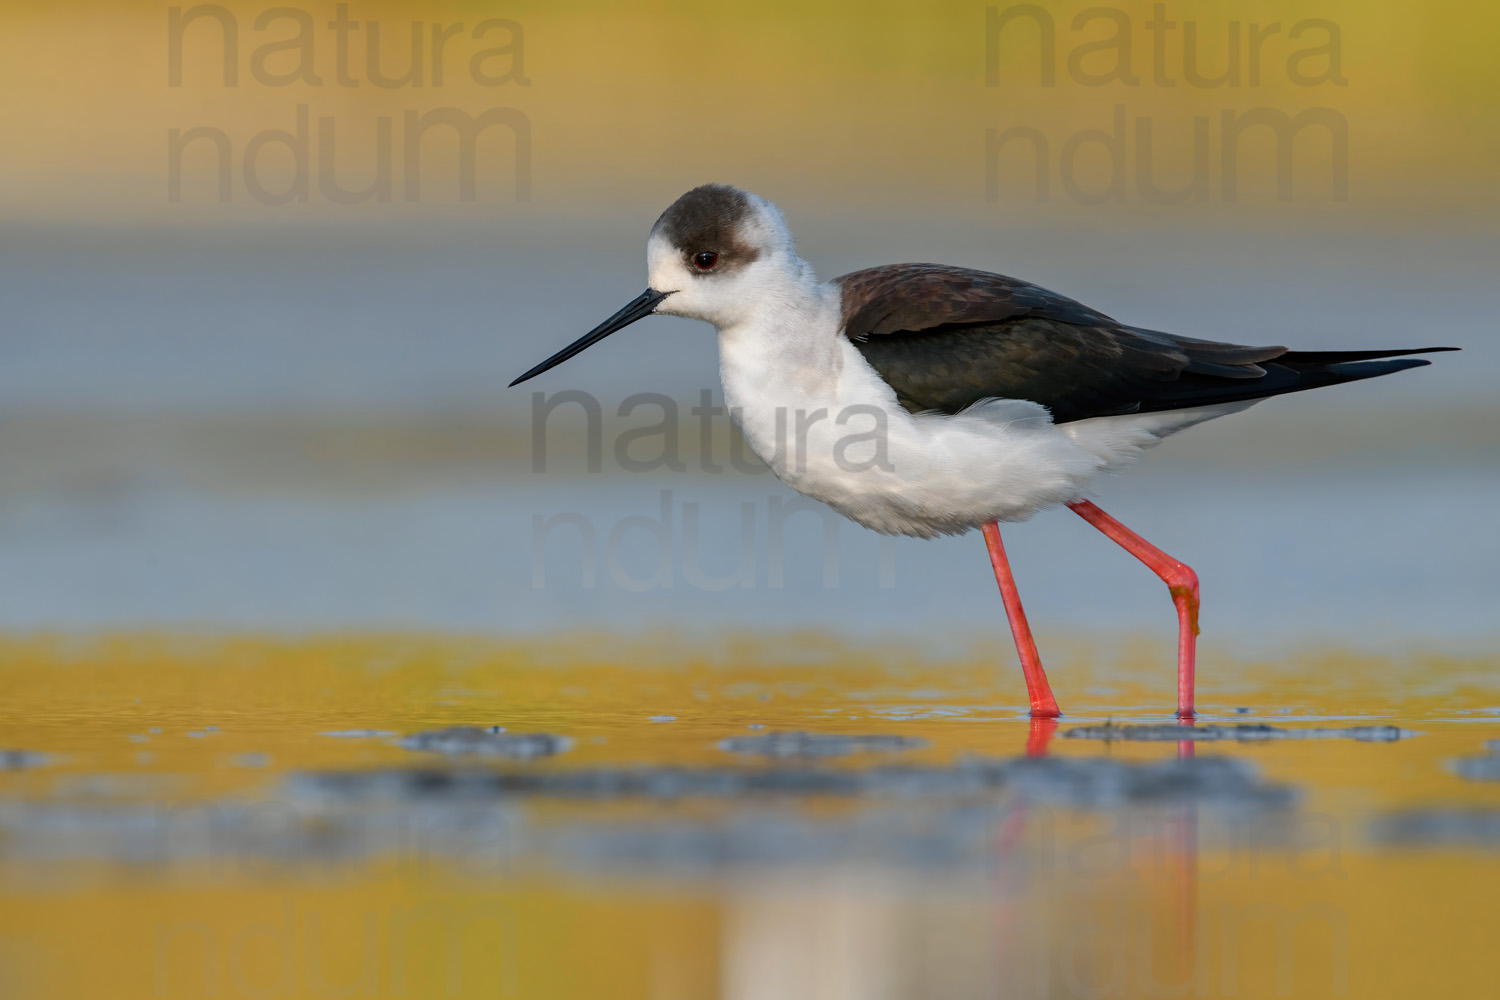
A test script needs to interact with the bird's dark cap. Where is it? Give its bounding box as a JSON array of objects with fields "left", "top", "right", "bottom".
[{"left": 651, "top": 184, "right": 761, "bottom": 267}]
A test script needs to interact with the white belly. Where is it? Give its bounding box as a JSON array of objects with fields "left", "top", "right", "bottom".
[{"left": 719, "top": 333, "right": 1250, "bottom": 538}]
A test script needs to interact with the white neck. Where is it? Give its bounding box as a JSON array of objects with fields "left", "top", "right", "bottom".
[{"left": 717, "top": 254, "right": 843, "bottom": 396}]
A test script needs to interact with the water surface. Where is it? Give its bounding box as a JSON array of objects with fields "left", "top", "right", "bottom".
[{"left": 2, "top": 635, "right": 1496, "bottom": 999}]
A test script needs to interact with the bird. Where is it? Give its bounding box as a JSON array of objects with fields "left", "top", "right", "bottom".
[{"left": 511, "top": 183, "right": 1455, "bottom": 719}]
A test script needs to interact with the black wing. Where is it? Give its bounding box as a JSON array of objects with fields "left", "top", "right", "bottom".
[{"left": 836, "top": 264, "right": 1454, "bottom": 423}]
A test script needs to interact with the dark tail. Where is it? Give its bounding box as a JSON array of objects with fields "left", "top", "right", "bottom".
[
  {"left": 1278, "top": 346, "right": 1460, "bottom": 366},
  {"left": 1137, "top": 346, "right": 1459, "bottom": 414},
  {"left": 1273, "top": 346, "right": 1458, "bottom": 391}
]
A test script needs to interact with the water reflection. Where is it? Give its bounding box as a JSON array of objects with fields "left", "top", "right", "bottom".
[{"left": 0, "top": 638, "right": 1494, "bottom": 998}]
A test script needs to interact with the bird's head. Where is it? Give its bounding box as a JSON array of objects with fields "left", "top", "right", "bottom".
[
  {"left": 645, "top": 183, "right": 800, "bottom": 328},
  {"left": 510, "top": 184, "right": 801, "bottom": 387}
]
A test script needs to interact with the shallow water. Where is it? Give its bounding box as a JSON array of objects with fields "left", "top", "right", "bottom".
[{"left": 1, "top": 635, "right": 1496, "bottom": 999}]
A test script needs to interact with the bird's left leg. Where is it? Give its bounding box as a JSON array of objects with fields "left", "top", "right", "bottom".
[{"left": 1067, "top": 500, "right": 1199, "bottom": 719}]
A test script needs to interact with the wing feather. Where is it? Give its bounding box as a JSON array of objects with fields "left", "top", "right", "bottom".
[{"left": 833, "top": 264, "right": 1444, "bottom": 423}]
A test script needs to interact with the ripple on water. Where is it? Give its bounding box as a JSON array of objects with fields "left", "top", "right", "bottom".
[
  {"left": 718, "top": 731, "right": 929, "bottom": 758},
  {"left": 397, "top": 726, "right": 573, "bottom": 760},
  {"left": 1064, "top": 722, "right": 1417, "bottom": 742}
]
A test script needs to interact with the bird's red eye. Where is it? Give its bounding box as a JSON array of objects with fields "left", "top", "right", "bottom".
[{"left": 693, "top": 251, "right": 718, "bottom": 270}]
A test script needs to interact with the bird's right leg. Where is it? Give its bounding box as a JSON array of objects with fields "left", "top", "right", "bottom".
[{"left": 982, "top": 522, "right": 1061, "bottom": 718}]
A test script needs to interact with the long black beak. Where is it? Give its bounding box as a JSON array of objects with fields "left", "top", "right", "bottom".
[{"left": 509, "top": 288, "right": 672, "bottom": 387}]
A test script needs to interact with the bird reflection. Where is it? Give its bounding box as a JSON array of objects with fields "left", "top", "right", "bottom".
[
  {"left": 994, "top": 712, "right": 1202, "bottom": 995},
  {"left": 1025, "top": 716, "right": 1058, "bottom": 757},
  {"left": 715, "top": 714, "right": 1206, "bottom": 999}
]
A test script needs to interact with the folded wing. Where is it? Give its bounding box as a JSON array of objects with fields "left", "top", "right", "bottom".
[{"left": 836, "top": 263, "right": 1452, "bottom": 424}]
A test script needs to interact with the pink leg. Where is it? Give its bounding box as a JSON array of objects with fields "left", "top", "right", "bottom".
[
  {"left": 1068, "top": 500, "right": 1199, "bottom": 718},
  {"left": 982, "top": 522, "right": 1061, "bottom": 719}
]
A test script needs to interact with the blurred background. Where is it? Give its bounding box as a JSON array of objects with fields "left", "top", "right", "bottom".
[
  {"left": 4, "top": 6, "right": 1500, "bottom": 1000},
  {"left": 1, "top": 0, "right": 1496, "bottom": 645}
]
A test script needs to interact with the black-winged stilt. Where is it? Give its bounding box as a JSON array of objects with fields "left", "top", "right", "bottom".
[{"left": 511, "top": 184, "right": 1455, "bottom": 719}]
